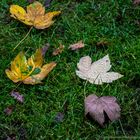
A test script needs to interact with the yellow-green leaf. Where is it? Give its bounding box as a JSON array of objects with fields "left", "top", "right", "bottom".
[
  {"left": 23, "top": 62, "right": 56, "bottom": 84},
  {"left": 5, "top": 49, "right": 56, "bottom": 84}
]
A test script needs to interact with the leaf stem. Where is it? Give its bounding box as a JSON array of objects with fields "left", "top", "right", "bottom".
[
  {"left": 13, "top": 26, "right": 33, "bottom": 51},
  {"left": 84, "top": 80, "right": 88, "bottom": 97}
]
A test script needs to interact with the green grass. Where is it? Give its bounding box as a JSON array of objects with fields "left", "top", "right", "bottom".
[{"left": 1, "top": 0, "right": 140, "bottom": 139}]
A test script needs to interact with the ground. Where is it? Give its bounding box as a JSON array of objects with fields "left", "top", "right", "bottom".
[{"left": 0, "top": 0, "right": 140, "bottom": 139}]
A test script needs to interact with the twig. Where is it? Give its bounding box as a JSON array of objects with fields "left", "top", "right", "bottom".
[{"left": 13, "top": 26, "right": 33, "bottom": 51}]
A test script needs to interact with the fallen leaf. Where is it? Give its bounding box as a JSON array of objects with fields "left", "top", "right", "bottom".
[
  {"left": 41, "top": 43, "right": 50, "bottom": 57},
  {"left": 45, "top": 0, "right": 52, "bottom": 8},
  {"left": 5, "top": 48, "right": 56, "bottom": 85},
  {"left": 11, "top": 91, "right": 24, "bottom": 103},
  {"left": 54, "top": 112, "right": 64, "bottom": 123},
  {"left": 96, "top": 41, "right": 109, "bottom": 47},
  {"left": 4, "top": 106, "right": 14, "bottom": 115},
  {"left": 76, "top": 54, "right": 123, "bottom": 85},
  {"left": 18, "top": 127, "right": 27, "bottom": 140},
  {"left": 27, "top": 0, "right": 35, "bottom": 3},
  {"left": 10, "top": 1, "right": 61, "bottom": 29},
  {"left": 68, "top": 40, "right": 84, "bottom": 50},
  {"left": 133, "top": 0, "right": 140, "bottom": 5},
  {"left": 85, "top": 94, "right": 121, "bottom": 126},
  {"left": 52, "top": 43, "right": 64, "bottom": 56},
  {"left": 6, "top": 134, "right": 16, "bottom": 140}
]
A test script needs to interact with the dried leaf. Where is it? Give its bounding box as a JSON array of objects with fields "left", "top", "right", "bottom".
[
  {"left": 54, "top": 112, "right": 64, "bottom": 123},
  {"left": 76, "top": 54, "right": 123, "bottom": 85},
  {"left": 6, "top": 134, "right": 16, "bottom": 140},
  {"left": 4, "top": 106, "right": 14, "bottom": 115},
  {"left": 6, "top": 48, "right": 56, "bottom": 85},
  {"left": 41, "top": 43, "right": 50, "bottom": 57},
  {"left": 85, "top": 94, "right": 121, "bottom": 126},
  {"left": 96, "top": 41, "right": 109, "bottom": 47},
  {"left": 10, "top": 1, "right": 61, "bottom": 29},
  {"left": 11, "top": 91, "right": 24, "bottom": 103},
  {"left": 133, "top": 0, "right": 140, "bottom": 5},
  {"left": 27, "top": 0, "right": 35, "bottom": 3},
  {"left": 45, "top": 0, "right": 52, "bottom": 8},
  {"left": 52, "top": 44, "right": 64, "bottom": 56},
  {"left": 69, "top": 40, "right": 84, "bottom": 50}
]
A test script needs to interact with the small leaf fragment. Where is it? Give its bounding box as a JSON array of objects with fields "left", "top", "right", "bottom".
[
  {"left": 133, "top": 0, "right": 140, "bottom": 5},
  {"left": 85, "top": 94, "right": 121, "bottom": 126},
  {"left": 52, "top": 44, "right": 64, "bottom": 56},
  {"left": 11, "top": 91, "right": 24, "bottom": 103},
  {"left": 41, "top": 43, "right": 50, "bottom": 57},
  {"left": 44, "top": 0, "right": 52, "bottom": 8},
  {"left": 4, "top": 106, "right": 14, "bottom": 115},
  {"left": 27, "top": 0, "right": 35, "bottom": 3},
  {"left": 96, "top": 40, "right": 109, "bottom": 48},
  {"left": 54, "top": 112, "right": 64, "bottom": 123},
  {"left": 69, "top": 40, "right": 84, "bottom": 50}
]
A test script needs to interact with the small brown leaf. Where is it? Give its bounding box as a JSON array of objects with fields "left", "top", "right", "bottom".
[
  {"left": 69, "top": 40, "right": 84, "bottom": 50},
  {"left": 96, "top": 41, "right": 109, "bottom": 47},
  {"left": 85, "top": 94, "right": 121, "bottom": 126},
  {"left": 41, "top": 43, "right": 50, "bottom": 57},
  {"left": 11, "top": 91, "right": 24, "bottom": 103},
  {"left": 52, "top": 44, "right": 64, "bottom": 56},
  {"left": 133, "top": 0, "right": 140, "bottom": 5},
  {"left": 4, "top": 106, "right": 14, "bottom": 115}
]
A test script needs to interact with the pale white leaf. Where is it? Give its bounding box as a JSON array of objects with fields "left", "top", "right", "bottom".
[{"left": 76, "top": 54, "right": 123, "bottom": 85}]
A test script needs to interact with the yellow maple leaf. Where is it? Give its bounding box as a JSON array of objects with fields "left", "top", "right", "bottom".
[
  {"left": 10, "top": 1, "right": 61, "bottom": 29},
  {"left": 5, "top": 48, "right": 56, "bottom": 85}
]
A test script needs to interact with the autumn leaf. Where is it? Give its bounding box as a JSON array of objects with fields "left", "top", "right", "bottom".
[
  {"left": 11, "top": 91, "right": 24, "bottom": 103},
  {"left": 27, "top": 0, "right": 35, "bottom": 3},
  {"left": 52, "top": 43, "right": 64, "bottom": 56},
  {"left": 45, "top": 0, "right": 52, "bottom": 8},
  {"left": 10, "top": 1, "right": 61, "bottom": 29},
  {"left": 76, "top": 54, "right": 123, "bottom": 85},
  {"left": 96, "top": 40, "right": 109, "bottom": 48},
  {"left": 6, "top": 48, "right": 56, "bottom": 85},
  {"left": 4, "top": 106, "right": 14, "bottom": 115},
  {"left": 68, "top": 40, "right": 84, "bottom": 50},
  {"left": 133, "top": 0, "right": 140, "bottom": 5},
  {"left": 54, "top": 112, "right": 64, "bottom": 123},
  {"left": 85, "top": 94, "right": 121, "bottom": 126}
]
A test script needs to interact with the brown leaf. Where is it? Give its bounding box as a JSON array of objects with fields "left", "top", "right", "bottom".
[
  {"left": 85, "top": 94, "right": 121, "bottom": 126},
  {"left": 133, "top": 0, "right": 140, "bottom": 5},
  {"left": 96, "top": 41, "right": 109, "bottom": 47},
  {"left": 52, "top": 44, "right": 64, "bottom": 56},
  {"left": 4, "top": 106, "right": 14, "bottom": 115},
  {"left": 41, "top": 43, "right": 50, "bottom": 57},
  {"left": 68, "top": 40, "right": 84, "bottom": 50},
  {"left": 11, "top": 91, "right": 24, "bottom": 103}
]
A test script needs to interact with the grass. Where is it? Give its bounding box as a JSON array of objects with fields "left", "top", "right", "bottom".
[{"left": 0, "top": 0, "right": 140, "bottom": 139}]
